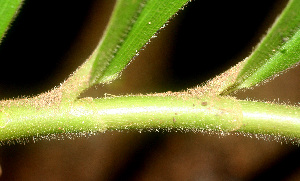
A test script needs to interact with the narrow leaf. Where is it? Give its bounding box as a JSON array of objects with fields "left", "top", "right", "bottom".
[
  {"left": 238, "top": 29, "right": 300, "bottom": 88},
  {"left": 221, "top": 0, "right": 300, "bottom": 94},
  {"left": 89, "top": 0, "right": 189, "bottom": 85},
  {"left": 0, "top": 0, "right": 23, "bottom": 43}
]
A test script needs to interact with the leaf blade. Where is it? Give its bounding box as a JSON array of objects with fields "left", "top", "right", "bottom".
[
  {"left": 221, "top": 0, "right": 300, "bottom": 94},
  {"left": 239, "top": 29, "right": 300, "bottom": 88},
  {"left": 89, "top": 0, "right": 189, "bottom": 85},
  {"left": 0, "top": 0, "right": 23, "bottom": 43}
]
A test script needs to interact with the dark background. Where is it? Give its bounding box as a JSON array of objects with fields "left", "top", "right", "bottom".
[{"left": 0, "top": 0, "right": 299, "bottom": 180}]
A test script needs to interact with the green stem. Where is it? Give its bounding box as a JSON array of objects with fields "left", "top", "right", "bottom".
[{"left": 0, "top": 94, "right": 299, "bottom": 144}]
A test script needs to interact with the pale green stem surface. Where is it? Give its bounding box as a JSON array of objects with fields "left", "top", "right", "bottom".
[{"left": 0, "top": 95, "right": 299, "bottom": 144}]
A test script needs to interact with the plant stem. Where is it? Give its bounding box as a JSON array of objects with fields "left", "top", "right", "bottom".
[{"left": 0, "top": 94, "right": 299, "bottom": 144}]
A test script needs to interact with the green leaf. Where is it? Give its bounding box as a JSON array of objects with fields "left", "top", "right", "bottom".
[
  {"left": 239, "top": 29, "right": 300, "bottom": 88},
  {"left": 89, "top": 0, "right": 189, "bottom": 85},
  {"left": 0, "top": 0, "right": 24, "bottom": 43},
  {"left": 221, "top": 0, "right": 300, "bottom": 94},
  {"left": 60, "top": 0, "right": 190, "bottom": 101}
]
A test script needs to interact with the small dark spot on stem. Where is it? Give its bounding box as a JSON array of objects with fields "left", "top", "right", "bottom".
[
  {"left": 201, "top": 102, "right": 208, "bottom": 106},
  {"left": 280, "top": 49, "right": 287, "bottom": 54}
]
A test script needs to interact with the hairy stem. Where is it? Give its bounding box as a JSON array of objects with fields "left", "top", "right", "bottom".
[{"left": 0, "top": 94, "right": 299, "bottom": 144}]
